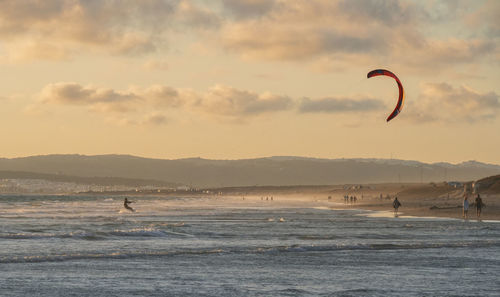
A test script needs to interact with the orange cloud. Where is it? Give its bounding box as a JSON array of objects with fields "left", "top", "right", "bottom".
[
  {"left": 406, "top": 83, "right": 500, "bottom": 122},
  {"left": 0, "top": 0, "right": 218, "bottom": 61},
  {"left": 36, "top": 82, "right": 294, "bottom": 122},
  {"left": 218, "top": 0, "right": 498, "bottom": 72}
]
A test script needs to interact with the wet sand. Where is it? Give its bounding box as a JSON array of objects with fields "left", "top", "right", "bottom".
[{"left": 332, "top": 198, "right": 500, "bottom": 221}]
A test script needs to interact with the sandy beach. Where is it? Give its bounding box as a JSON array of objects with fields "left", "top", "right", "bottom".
[
  {"left": 212, "top": 181, "right": 500, "bottom": 221},
  {"left": 334, "top": 198, "right": 500, "bottom": 221},
  {"left": 329, "top": 182, "right": 500, "bottom": 221}
]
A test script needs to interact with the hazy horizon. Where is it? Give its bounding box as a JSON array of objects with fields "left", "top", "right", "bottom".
[{"left": 1, "top": 152, "right": 500, "bottom": 166}]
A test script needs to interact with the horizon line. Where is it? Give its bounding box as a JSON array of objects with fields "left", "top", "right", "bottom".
[{"left": 0, "top": 153, "right": 498, "bottom": 167}]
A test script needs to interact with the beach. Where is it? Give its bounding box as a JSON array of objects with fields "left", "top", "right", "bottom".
[
  {"left": 330, "top": 194, "right": 500, "bottom": 221},
  {"left": 1, "top": 182, "right": 499, "bottom": 297},
  {"left": 1, "top": 193, "right": 499, "bottom": 296},
  {"left": 212, "top": 182, "right": 500, "bottom": 221}
]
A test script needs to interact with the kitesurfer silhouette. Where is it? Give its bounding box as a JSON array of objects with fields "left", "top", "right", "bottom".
[{"left": 124, "top": 198, "right": 135, "bottom": 212}]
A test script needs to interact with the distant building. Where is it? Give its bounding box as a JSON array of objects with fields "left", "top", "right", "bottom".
[{"left": 447, "top": 181, "right": 463, "bottom": 188}]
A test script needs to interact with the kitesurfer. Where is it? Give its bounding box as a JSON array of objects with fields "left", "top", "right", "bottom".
[{"left": 124, "top": 197, "right": 135, "bottom": 212}]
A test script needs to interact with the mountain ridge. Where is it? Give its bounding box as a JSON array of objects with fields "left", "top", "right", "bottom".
[
  {"left": 1, "top": 154, "right": 499, "bottom": 187},
  {"left": 2, "top": 154, "right": 499, "bottom": 166}
]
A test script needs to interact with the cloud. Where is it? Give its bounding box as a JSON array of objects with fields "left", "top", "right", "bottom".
[
  {"left": 36, "top": 82, "right": 293, "bottom": 124},
  {"left": 222, "top": 23, "right": 388, "bottom": 61},
  {"left": 141, "top": 112, "right": 169, "bottom": 126},
  {"left": 399, "top": 38, "right": 496, "bottom": 67},
  {"left": 217, "top": 0, "right": 498, "bottom": 71},
  {"left": 221, "top": 0, "right": 278, "bottom": 18},
  {"left": 143, "top": 85, "right": 183, "bottom": 107},
  {"left": 299, "top": 97, "right": 386, "bottom": 113},
  {"left": 36, "top": 81, "right": 376, "bottom": 121},
  {"left": 176, "top": 0, "right": 220, "bottom": 28},
  {"left": 194, "top": 85, "right": 292, "bottom": 116},
  {"left": 2, "top": 0, "right": 497, "bottom": 70},
  {"left": 0, "top": 0, "right": 220, "bottom": 61},
  {"left": 35, "top": 80, "right": 500, "bottom": 125},
  {"left": 408, "top": 83, "right": 500, "bottom": 122},
  {"left": 218, "top": 1, "right": 420, "bottom": 56},
  {"left": 338, "top": 0, "right": 421, "bottom": 26},
  {"left": 41, "top": 82, "right": 137, "bottom": 104},
  {"left": 466, "top": 0, "right": 500, "bottom": 38},
  {"left": 220, "top": 1, "right": 394, "bottom": 61}
]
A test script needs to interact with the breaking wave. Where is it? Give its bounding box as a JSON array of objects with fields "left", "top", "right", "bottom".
[
  {"left": 2, "top": 241, "right": 497, "bottom": 264},
  {"left": 0, "top": 227, "right": 190, "bottom": 240}
]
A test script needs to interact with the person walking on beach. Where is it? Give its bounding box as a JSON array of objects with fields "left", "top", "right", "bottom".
[
  {"left": 392, "top": 197, "right": 401, "bottom": 216},
  {"left": 475, "top": 194, "right": 483, "bottom": 218},
  {"left": 123, "top": 198, "right": 135, "bottom": 212},
  {"left": 463, "top": 194, "right": 469, "bottom": 219}
]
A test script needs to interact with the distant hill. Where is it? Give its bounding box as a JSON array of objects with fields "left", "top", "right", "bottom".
[
  {"left": 476, "top": 174, "right": 500, "bottom": 194},
  {"left": 0, "top": 154, "right": 499, "bottom": 188}
]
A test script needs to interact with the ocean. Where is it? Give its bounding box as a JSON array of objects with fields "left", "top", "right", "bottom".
[{"left": 1, "top": 194, "right": 499, "bottom": 297}]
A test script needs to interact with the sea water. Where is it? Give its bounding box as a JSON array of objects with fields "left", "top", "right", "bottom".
[{"left": 0, "top": 195, "right": 499, "bottom": 297}]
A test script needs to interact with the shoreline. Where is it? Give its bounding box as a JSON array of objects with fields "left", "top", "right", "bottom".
[
  {"left": 1, "top": 187, "right": 499, "bottom": 221},
  {"left": 207, "top": 189, "right": 500, "bottom": 221},
  {"left": 325, "top": 200, "right": 500, "bottom": 221}
]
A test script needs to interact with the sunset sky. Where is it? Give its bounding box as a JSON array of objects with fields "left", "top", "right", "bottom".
[{"left": 0, "top": 0, "right": 499, "bottom": 164}]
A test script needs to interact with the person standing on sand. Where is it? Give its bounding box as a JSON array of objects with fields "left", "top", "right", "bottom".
[
  {"left": 392, "top": 197, "right": 401, "bottom": 216},
  {"left": 475, "top": 194, "right": 483, "bottom": 218},
  {"left": 463, "top": 194, "right": 469, "bottom": 219}
]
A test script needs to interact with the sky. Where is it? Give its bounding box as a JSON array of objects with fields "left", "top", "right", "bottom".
[{"left": 0, "top": 0, "right": 499, "bottom": 164}]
